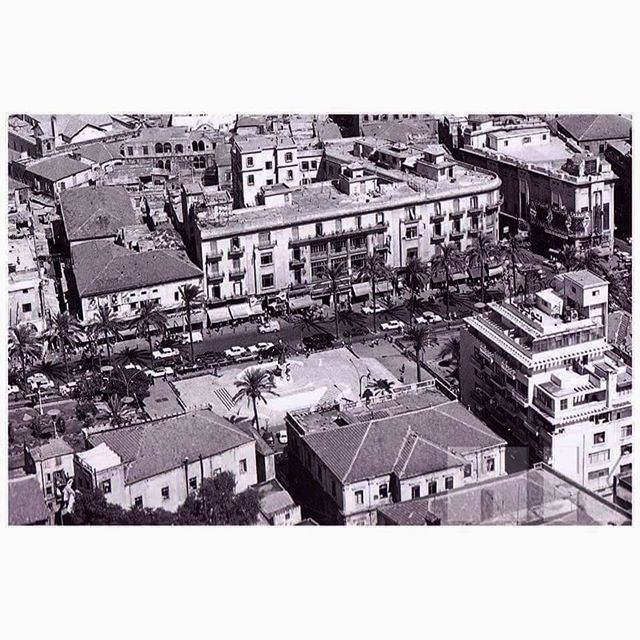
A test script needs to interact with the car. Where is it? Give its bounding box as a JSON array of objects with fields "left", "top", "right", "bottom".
[
  {"left": 100, "top": 365, "right": 114, "bottom": 374},
  {"left": 248, "top": 342, "right": 275, "bottom": 355},
  {"left": 277, "top": 430, "right": 288, "bottom": 445},
  {"left": 177, "top": 362, "right": 201, "bottom": 374},
  {"left": 224, "top": 346, "right": 248, "bottom": 359},
  {"left": 179, "top": 331, "right": 203, "bottom": 344},
  {"left": 27, "top": 374, "right": 55, "bottom": 391},
  {"left": 344, "top": 326, "right": 369, "bottom": 338},
  {"left": 146, "top": 366, "right": 174, "bottom": 379},
  {"left": 302, "top": 333, "right": 334, "bottom": 351},
  {"left": 153, "top": 347, "right": 180, "bottom": 360},
  {"left": 381, "top": 320, "right": 405, "bottom": 332},
  {"left": 123, "top": 363, "right": 144, "bottom": 371},
  {"left": 258, "top": 319, "right": 281, "bottom": 334},
  {"left": 8, "top": 384, "right": 20, "bottom": 395},
  {"left": 361, "top": 302, "right": 387, "bottom": 315}
]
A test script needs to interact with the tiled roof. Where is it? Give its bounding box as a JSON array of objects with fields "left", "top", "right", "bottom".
[
  {"left": 71, "top": 239, "right": 202, "bottom": 297},
  {"left": 315, "top": 121, "right": 342, "bottom": 141},
  {"left": 60, "top": 185, "right": 137, "bottom": 242},
  {"left": 88, "top": 410, "right": 253, "bottom": 484},
  {"left": 25, "top": 156, "right": 92, "bottom": 182},
  {"left": 303, "top": 401, "right": 504, "bottom": 483},
  {"left": 77, "top": 141, "right": 122, "bottom": 165},
  {"left": 28, "top": 438, "right": 74, "bottom": 462},
  {"left": 8, "top": 476, "right": 50, "bottom": 525},
  {"left": 557, "top": 114, "right": 632, "bottom": 142}
]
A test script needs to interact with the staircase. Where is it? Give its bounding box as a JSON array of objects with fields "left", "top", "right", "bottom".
[{"left": 214, "top": 387, "right": 235, "bottom": 411}]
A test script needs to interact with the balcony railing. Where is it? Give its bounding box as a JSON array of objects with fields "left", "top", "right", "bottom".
[
  {"left": 228, "top": 245, "right": 245, "bottom": 257},
  {"left": 229, "top": 268, "right": 246, "bottom": 279},
  {"left": 430, "top": 213, "right": 445, "bottom": 223},
  {"left": 206, "top": 271, "right": 224, "bottom": 283},
  {"left": 257, "top": 239, "right": 277, "bottom": 250},
  {"left": 449, "top": 229, "right": 464, "bottom": 239},
  {"left": 289, "top": 257, "right": 305, "bottom": 269},
  {"left": 430, "top": 234, "right": 445, "bottom": 244},
  {"left": 206, "top": 249, "right": 224, "bottom": 261},
  {"left": 288, "top": 221, "right": 388, "bottom": 247}
]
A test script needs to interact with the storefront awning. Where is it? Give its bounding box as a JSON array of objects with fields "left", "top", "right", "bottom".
[
  {"left": 376, "top": 281, "right": 392, "bottom": 294},
  {"left": 289, "top": 294, "right": 314, "bottom": 311},
  {"left": 207, "top": 306, "right": 232, "bottom": 325},
  {"left": 450, "top": 271, "right": 466, "bottom": 282},
  {"left": 351, "top": 282, "right": 371, "bottom": 297},
  {"left": 229, "top": 302, "right": 252, "bottom": 320},
  {"left": 166, "top": 309, "right": 206, "bottom": 329},
  {"left": 487, "top": 265, "right": 504, "bottom": 277},
  {"left": 468, "top": 266, "right": 482, "bottom": 280},
  {"left": 431, "top": 272, "right": 446, "bottom": 285}
]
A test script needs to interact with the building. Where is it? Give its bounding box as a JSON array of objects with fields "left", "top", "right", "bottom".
[
  {"left": 11, "top": 154, "right": 95, "bottom": 198},
  {"left": 330, "top": 114, "right": 438, "bottom": 139},
  {"left": 69, "top": 239, "right": 204, "bottom": 326},
  {"left": 24, "top": 439, "right": 75, "bottom": 506},
  {"left": 8, "top": 476, "right": 52, "bottom": 525},
  {"left": 460, "top": 270, "right": 632, "bottom": 497},
  {"left": 58, "top": 185, "right": 139, "bottom": 247},
  {"left": 194, "top": 155, "right": 501, "bottom": 310},
  {"left": 604, "top": 140, "right": 632, "bottom": 238},
  {"left": 256, "top": 479, "right": 302, "bottom": 525},
  {"left": 74, "top": 410, "right": 257, "bottom": 512},
  {"left": 377, "top": 463, "right": 631, "bottom": 525},
  {"left": 8, "top": 236, "right": 47, "bottom": 330},
  {"left": 285, "top": 384, "right": 506, "bottom": 525},
  {"left": 455, "top": 116, "right": 617, "bottom": 254},
  {"left": 555, "top": 114, "right": 632, "bottom": 155},
  {"left": 75, "top": 141, "right": 124, "bottom": 174}
]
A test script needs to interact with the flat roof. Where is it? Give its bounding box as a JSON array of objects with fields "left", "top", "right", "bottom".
[
  {"left": 496, "top": 135, "right": 574, "bottom": 166},
  {"left": 563, "top": 269, "right": 608, "bottom": 288}
]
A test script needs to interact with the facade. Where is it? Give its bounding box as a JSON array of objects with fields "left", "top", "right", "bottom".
[
  {"left": 194, "top": 152, "right": 501, "bottom": 308},
  {"left": 460, "top": 270, "right": 632, "bottom": 497},
  {"left": 555, "top": 114, "right": 632, "bottom": 155},
  {"left": 286, "top": 384, "right": 506, "bottom": 525},
  {"left": 8, "top": 236, "right": 47, "bottom": 330},
  {"left": 604, "top": 140, "right": 632, "bottom": 238},
  {"left": 10, "top": 155, "right": 95, "bottom": 198},
  {"left": 74, "top": 410, "right": 257, "bottom": 512},
  {"left": 456, "top": 117, "right": 617, "bottom": 254},
  {"left": 24, "top": 439, "right": 75, "bottom": 506}
]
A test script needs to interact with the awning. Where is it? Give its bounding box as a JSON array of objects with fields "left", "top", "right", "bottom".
[
  {"left": 207, "top": 306, "right": 232, "bottom": 325},
  {"left": 229, "top": 302, "right": 252, "bottom": 320},
  {"left": 166, "top": 309, "right": 206, "bottom": 329},
  {"left": 450, "top": 271, "right": 466, "bottom": 282},
  {"left": 431, "top": 272, "right": 446, "bottom": 285},
  {"left": 351, "top": 282, "right": 371, "bottom": 297},
  {"left": 376, "top": 281, "right": 392, "bottom": 294},
  {"left": 487, "top": 265, "right": 504, "bottom": 277},
  {"left": 468, "top": 266, "right": 482, "bottom": 280},
  {"left": 289, "top": 294, "right": 314, "bottom": 311}
]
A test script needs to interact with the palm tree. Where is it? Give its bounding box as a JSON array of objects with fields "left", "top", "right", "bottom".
[
  {"left": 324, "top": 262, "right": 348, "bottom": 340},
  {"left": 577, "top": 247, "right": 605, "bottom": 274},
  {"left": 357, "top": 252, "right": 386, "bottom": 332},
  {"left": 134, "top": 300, "right": 168, "bottom": 354},
  {"left": 466, "top": 233, "right": 498, "bottom": 304},
  {"left": 44, "top": 311, "right": 82, "bottom": 381},
  {"left": 500, "top": 233, "right": 529, "bottom": 297},
  {"left": 91, "top": 305, "right": 123, "bottom": 363},
  {"left": 9, "top": 324, "right": 42, "bottom": 386},
  {"left": 557, "top": 244, "right": 578, "bottom": 272},
  {"left": 430, "top": 243, "right": 465, "bottom": 320},
  {"left": 438, "top": 336, "right": 460, "bottom": 364},
  {"left": 105, "top": 394, "right": 133, "bottom": 427},
  {"left": 233, "top": 367, "right": 278, "bottom": 433},
  {"left": 367, "top": 377, "right": 395, "bottom": 396},
  {"left": 178, "top": 284, "right": 204, "bottom": 362},
  {"left": 404, "top": 325, "right": 437, "bottom": 383},
  {"left": 403, "top": 257, "right": 429, "bottom": 326},
  {"left": 291, "top": 307, "right": 321, "bottom": 345}
]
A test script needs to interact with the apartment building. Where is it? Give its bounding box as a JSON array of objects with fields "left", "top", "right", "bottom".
[
  {"left": 24, "top": 439, "right": 75, "bottom": 507},
  {"left": 74, "top": 410, "right": 257, "bottom": 512},
  {"left": 8, "top": 236, "right": 47, "bottom": 330},
  {"left": 460, "top": 270, "right": 632, "bottom": 497},
  {"left": 194, "top": 152, "right": 501, "bottom": 310},
  {"left": 455, "top": 116, "right": 617, "bottom": 254},
  {"left": 285, "top": 384, "right": 506, "bottom": 525},
  {"left": 604, "top": 140, "right": 632, "bottom": 238}
]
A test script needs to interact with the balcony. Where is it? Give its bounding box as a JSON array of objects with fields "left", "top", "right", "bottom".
[
  {"left": 206, "top": 271, "right": 224, "bottom": 283},
  {"left": 430, "top": 234, "right": 445, "bottom": 244},
  {"left": 468, "top": 206, "right": 484, "bottom": 216},
  {"left": 289, "top": 256, "right": 305, "bottom": 269},
  {"left": 449, "top": 229, "right": 464, "bottom": 240},
  {"left": 430, "top": 213, "right": 445, "bottom": 224},
  {"left": 468, "top": 227, "right": 480, "bottom": 236},
  {"left": 450, "top": 210, "right": 464, "bottom": 220},
  {"left": 288, "top": 221, "right": 388, "bottom": 247},
  {"left": 228, "top": 245, "right": 245, "bottom": 257},
  {"left": 257, "top": 239, "right": 277, "bottom": 250},
  {"left": 206, "top": 249, "right": 223, "bottom": 261},
  {"left": 229, "top": 267, "right": 246, "bottom": 279}
]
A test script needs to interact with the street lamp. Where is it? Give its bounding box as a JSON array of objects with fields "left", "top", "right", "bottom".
[{"left": 348, "top": 358, "right": 371, "bottom": 399}]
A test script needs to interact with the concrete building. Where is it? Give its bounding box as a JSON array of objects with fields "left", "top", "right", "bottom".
[
  {"left": 194, "top": 154, "right": 501, "bottom": 312},
  {"left": 256, "top": 479, "right": 302, "bottom": 525},
  {"left": 330, "top": 114, "right": 438, "bottom": 139},
  {"left": 285, "top": 384, "right": 506, "bottom": 525},
  {"left": 74, "top": 410, "right": 257, "bottom": 512},
  {"left": 604, "top": 140, "right": 632, "bottom": 238},
  {"left": 8, "top": 236, "right": 48, "bottom": 330},
  {"left": 460, "top": 270, "right": 632, "bottom": 497},
  {"left": 377, "top": 463, "right": 631, "bottom": 525},
  {"left": 455, "top": 116, "right": 617, "bottom": 255},
  {"left": 24, "top": 439, "right": 75, "bottom": 506},
  {"left": 10, "top": 154, "right": 95, "bottom": 198},
  {"left": 8, "top": 475, "right": 52, "bottom": 525}
]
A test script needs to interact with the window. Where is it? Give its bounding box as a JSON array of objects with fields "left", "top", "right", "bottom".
[
  {"left": 239, "top": 459, "right": 247, "bottom": 474},
  {"left": 587, "top": 468, "right": 608, "bottom": 481},
  {"left": 560, "top": 399, "right": 568, "bottom": 410},
  {"left": 127, "top": 146, "right": 134, "bottom": 156},
  {"left": 175, "top": 144, "right": 183, "bottom": 153},
  {"left": 311, "top": 161, "right": 317, "bottom": 169},
  {"left": 589, "top": 450, "right": 610, "bottom": 464},
  {"left": 134, "top": 496, "right": 143, "bottom": 508},
  {"left": 378, "top": 483, "right": 388, "bottom": 499},
  {"left": 213, "top": 468, "right": 222, "bottom": 476},
  {"left": 261, "top": 274, "right": 274, "bottom": 289},
  {"left": 247, "top": 156, "right": 254, "bottom": 167},
  {"left": 55, "top": 456, "right": 62, "bottom": 466},
  {"left": 406, "top": 225, "right": 418, "bottom": 239},
  {"left": 621, "top": 444, "right": 632, "bottom": 456},
  {"left": 331, "top": 481, "right": 336, "bottom": 497},
  {"left": 411, "top": 485, "right": 421, "bottom": 499},
  {"left": 523, "top": 136, "right": 531, "bottom": 144},
  {"left": 445, "top": 476, "right": 454, "bottom": 490},
  {"left": 285, "top": 152, "right": 293, "bottom": 163},
  {"left": 265, "top": 161, "right": 273, "bottom": 170},
  {"left": 22, "top": 303, "right": 31, "bottom": 313},
  {"left": 189, "top": 477, "right": 198, "bottom": 490},
  {"left": 315, "top": 222, "right": 323, "bottom": 236},
  {"left": 174, "top": 291, "right": 179, "bottom": 301},
  {"left": 46, "top": 486, "right": 52, "bottom": 496},
  {"left": 485, "top": 457, "right": 495, "bottom": 472},
  {"left": 356, "top": 215, "right": 362, "bottom": 229},
  {"left": 260, "top": 252, "right": 273, "bottom": 266},
  {"left": 101, "top": 479, "right": 112, "bottom": 494},
  {"left": 593, "top": 432, "right": 606, "bottom": 445},
  {"left": 355, "top": 490, "right": 364, "bottom": 505},
  {"left": 45, "top": 473, "right": 51, "bottom": 483},
  {"left": 621, "top": 425, "right": 632, "bottom": 438},
  {"left": 155, "top": 143, "right": 163, "bottom": 154},
  {"left": 258, "top": 231, "right": 271, "bottom": 247},
  {"left": 376, "top": 211, "right": 385, "bottom": 224},
  {"left": 286, "top": 170, "right": 294, "bottom": 180},
  {"left": 161, "top": 486, "right": 170, "bottom": 500},
  {"left": 464, "top": 464, "right": 472, "bottom": 478},
  {"left": 247, "top": 174, "right": 255, "bottom": 186},
  {"left": 301, "top": 161, "right": 309, "bottom": 171}
]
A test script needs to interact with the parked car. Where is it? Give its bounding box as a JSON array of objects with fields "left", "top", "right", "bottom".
[
  {"left": 146, "top": 366, "right": 174, "bottom": 379},
  {"left": 178, "top": 331, "right": 203, "bottom": 344},
  {"left": 258, "top": 319, "right": 281, "bottom": 334},
  {"left": 361, "top": 302, "right": 387, "bottom": 315},
  {"left": 277, "top": 430, "right": 288, "bottom": 445},
  {"left": 8, "top": 384, "right": 20, "bottom": 395},
  {"left": 344, "top": 326, "right": 369, "bottom": 338},
  {"left": 247, "top": 342, "right": 275, "bottom": 355},
  {"left": 27, "top": 374, "right": 55, "bottom": 391},
  {"left": 302, "top": 333, "right": 334, "bottom": 351},
  {"left": 224, "top": 346, "right": 248, "bottom": 359},
  {"left": 381, "top": 320, "right": 405, "bottom": 332},
  {"left": 177, "top": 362, "right": 201, "bottom": 374},
  {"left": 153, "top": 347, "right": 180, "bottom": 360}
]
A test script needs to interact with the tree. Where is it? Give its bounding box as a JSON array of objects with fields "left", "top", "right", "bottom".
[
  {"left": 44, "top": 311, "right": 82, "bottom": 381},
  {"left": 91, "top": 305, "right": 123, "bottom": 363},
  {"left": 178, "top": 284, "right": 203, "bottom": 362},
  {"left": 104, "top": 367, "right": 151, "bottom": 406},
  {"left": 357, "top": 252, "right": 387, "bottom": 332},
  {"left": 403, "top": 257, "right": 429, "bottom": 326},
  {"left": 233, "top": 367, "right": 278, "bottom": 433},
  {"left": 466, "top": 233, "right": 498, "bottom": 304},
  {"left": 9, "top": 324, "right": 42, "bottom": 386},
  {"left": 438, "top": 336, "right": 460, "bottom": 364},
  {"left": 577, "top": 247, "right": 606, "bottom": 274},
  {"left": 324, "top": 262, "right": 348, "bottom": 339},
  {"left": 114, "top": 346, "right": 151, "bottom": 370},
  {"left": 557, "top": 243, "right": 578, "bottom": 272},
  {"left": 134, "top": 300, "right": 168, "bottom": 355},
  {"left": 73, "top": 372, "right": 104, "bottom": 404},
  {"left": 105, "top": 394, "right": 134, "bottom": 427},
  {"left": 367, "top": 377, "right": 395, "bottom": 396},
  {"left": 405, "top": 325, "right": 437, "bottom": 383},
  {"left": 500, "top": 233, "right": 529, "bottom": 297},
  {"left": 430, "top": 243, "right": 465, "bottom": 320},
  {"left": 292, "top": 306, "right": 322, "bottom": 344}
]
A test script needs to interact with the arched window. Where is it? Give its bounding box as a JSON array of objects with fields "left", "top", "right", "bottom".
[
  {"left": 157, "top": 160, "right": 164, "bottom": 169},
  {"left": 163, "top": 142, "right": 172, "bottom": 153},
  {"left": 192, "top": 141, "right": 199, "bottom": 152},
  {"left": 155, "top": 143, "right": 163, "bottom": 154},
  {"left": 175, "top": 144, "right": 183, "bottom": 154},
  {"left": 165, "top": 159, "right": 171, "bottom": 171},
  {"left": 197, "top": 140, "right": 205, "bottom": 152},
  {"left": 120, "top": 145, "right": 125, "bottom": 157}
]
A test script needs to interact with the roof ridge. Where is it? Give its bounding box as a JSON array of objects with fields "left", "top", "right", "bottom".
[
  {"left": 395, "top": 429, "right": 420, "bottom": 477},
  {"left": 342, "top": 421, "right": 374, "bottom": 482},
  {"left": 77, "top": 248, "right": 120, "bottom": 297},
  {"left": 412, "top": 433, "right": 467, "bottom": 465},
  {"left": 579, "top": 114, "right": 602, "bottom": 140},
  {"left": 432, "top": 405, "right": 505, "bottom": 445},
  {"left": 391, "top": 426, "right": 414, "bottom": 473}
]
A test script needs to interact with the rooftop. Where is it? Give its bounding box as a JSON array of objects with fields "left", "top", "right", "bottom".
[
  {"left": 256, "top": 479, "right": 298, "bottom": 518},
  {"left": 564, "top": 269, "right": 608, "bottom": 288},
  {"left": 377, "top": 464, "right": 631, "bottom": 525},
  {"left": 87, "top": 410, "right": 253, "bottom": 484},
  {"left": 234, "top": 134, "right": 296, "bottom": 153},
  {"left": 59, "top": 185, "right": 138, "bottom": 242},
  {"left": 77, "top": 141, "right": 122, "bottom": 165},
  {"left": 76, "top": 442, "right": 122, "bottom": 472},
  {"left": 557, "top": 114, "right": 632, "bottom": 142},
  {"left": 23, "top": 155, "right": 92, "bottom": 182},
  {"left": 495, "top": 134, "right": 575, "bottom": 167},
  {"left": 71, "top": 239, "right": 202, "bottom": 298},
  {"left": 28, "top": 438, "right": 75, "bottom": 462},
  {"left": 8, "top": 475, "right": 50, "bottom": 525}
]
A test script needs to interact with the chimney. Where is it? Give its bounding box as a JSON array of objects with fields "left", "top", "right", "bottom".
[{"left": 50, "top": 115, "right": 57, "bottom": 141}]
